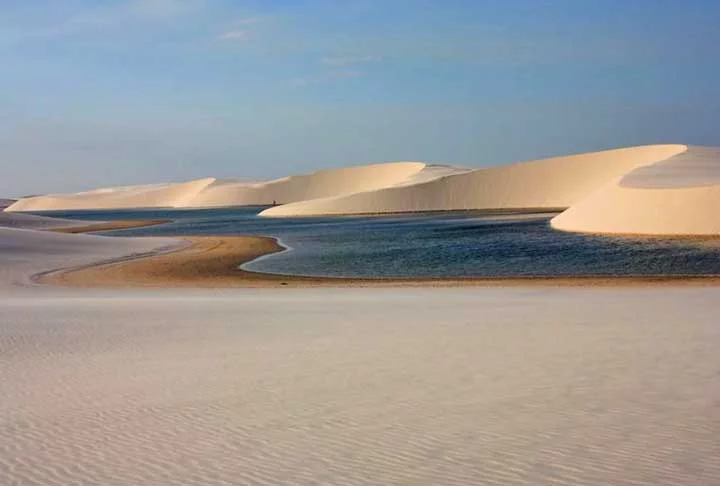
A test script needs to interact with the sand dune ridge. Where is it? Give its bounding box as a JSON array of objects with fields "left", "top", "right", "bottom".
[
  {"left": 260, "top": 145, "right": 687, "bottom": 217},
  {"left": 8, "top": 143, "right": 720, "bottom": 235},
  {"left": 551, "top": 146, "right": 720, "bottom": 235}
]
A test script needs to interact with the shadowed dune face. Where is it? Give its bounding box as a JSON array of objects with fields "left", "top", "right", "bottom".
[
  {"left": 551, "top": 147, "right": 720, "bottom": 235},
  {"left": 260, "top": 145, "right": 688, "bottom": 217},
  {"left": 619, "top": 146, "right": 720, "bottom": 189}
]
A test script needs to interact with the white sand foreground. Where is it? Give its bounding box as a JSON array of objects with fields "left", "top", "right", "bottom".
[
  {"left": 2, "top": 285, "right": 719, "bottom": 485},
  {"left": 0, "top": 227, "right": 718, "bottom": 485}
]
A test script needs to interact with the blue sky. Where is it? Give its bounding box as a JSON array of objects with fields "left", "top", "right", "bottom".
[{"left": 1, "top": 0, "right": 720, "bottom": 196}]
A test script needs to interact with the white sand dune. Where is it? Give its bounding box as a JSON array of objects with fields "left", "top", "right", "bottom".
[
  {"left": 2, "top": 285, "right": 719, "bottom": 485},
  {"left": 8, "top": 143, "right": 720, "bottom": 235},
  {"left": 260, "top": 145, "right": 687, "bottom": 217},
  {"left": 6, "top": 162, "right": 458, "bottom": 212},
  {"left": 551, "top": 146, "right": 720, "bottom": 235},
  {"left": 6, "top": 178, "right": 216, "bottom": 212},
  {"left": 184, "top": 162, "right": 463, "bottom": 208}
]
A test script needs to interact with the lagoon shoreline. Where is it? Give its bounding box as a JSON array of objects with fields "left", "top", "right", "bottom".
[{"left": 39, "top": 232, "right": 720, "bottom": 289}]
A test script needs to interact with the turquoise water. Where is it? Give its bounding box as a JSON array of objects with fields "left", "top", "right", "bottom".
[{"left": 35, "top": 207, "right": 720, "bottom": 278}]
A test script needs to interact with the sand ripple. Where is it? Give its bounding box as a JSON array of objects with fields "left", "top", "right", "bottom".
[{"left": 1, "top": 289, "right": 719, "bottom": 485}]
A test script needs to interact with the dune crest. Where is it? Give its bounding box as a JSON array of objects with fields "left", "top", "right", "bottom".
[
  {"left": 184, "top": 162, "right": 445, "bottom": 208},
  {"left": 6, "top": 178, "right": 216, "bottom": 212},
  {"left": 5, "top": 162, "right": 445, "bottom": 212},
  {"left": 550, "top": 146, "right": 720, "bottom": 235},
  {"left": 9, "top": 143, "right": 720, "bottom": 235},
  {"left": 260, "top": 145, "right": 687, "bottom": 217}
]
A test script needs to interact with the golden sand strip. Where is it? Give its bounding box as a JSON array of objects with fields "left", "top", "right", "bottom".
[
  {"left": 40, "top": 234, "right": 720, "bottom": 288},
  {"left": 50, "top": 219, "right": 170, "bottom": 234}
]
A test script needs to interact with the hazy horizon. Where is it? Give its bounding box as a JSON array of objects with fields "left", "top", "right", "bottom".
[{"left": 2, "top": 0, "right": 720, "bottom": 197}]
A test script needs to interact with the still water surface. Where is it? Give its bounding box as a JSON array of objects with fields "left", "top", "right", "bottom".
[{"left": 36, "top": 207, "right": 720, "bottom": 278}]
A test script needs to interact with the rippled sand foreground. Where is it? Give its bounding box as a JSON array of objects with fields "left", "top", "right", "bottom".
[{"left": 2, "top": 287, "right": 718, "bottom": 485}]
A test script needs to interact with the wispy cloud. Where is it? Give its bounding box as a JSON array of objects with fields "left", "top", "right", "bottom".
[
  {"left": 216, "top": 17, "right": 261, "bottom": 41},
  {"left": 289, "top": 54, "right": 378, "bottom": 86},
  {"left": 217, "top": 30, "right": 249, "bottom": 41}
]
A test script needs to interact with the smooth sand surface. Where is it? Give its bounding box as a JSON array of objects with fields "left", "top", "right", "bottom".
[
  {"left": 6, "top": 178, "right": 216, "bottom": 212},
  {"left": 40, "top": 235, "right": 720, "bottom": 289},
  {"left": 185, "top": 162, "right": 466, "bottom": 208},
  {"left": 6, "top": 162, "right": 466, "bottom": 212},
  {"left": 260, "top": 145, "right": 687, "bottom": 217},
  {"left": 2, "top": 286, "right": 719, "bottom": 485},
  {"left": 552, "top": 146, "right": 720, "bottom": 235}
]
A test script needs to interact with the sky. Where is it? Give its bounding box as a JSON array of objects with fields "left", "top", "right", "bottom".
[{"left": 1, "top": 0, "right": 720, "bottom": 196}]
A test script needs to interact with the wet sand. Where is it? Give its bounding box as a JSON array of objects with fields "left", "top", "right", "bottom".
[{"left": 50, "top": 219, "right": 170, "bottom": 234}]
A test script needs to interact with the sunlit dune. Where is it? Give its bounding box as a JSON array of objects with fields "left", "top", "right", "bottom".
[
  {"left": 551, "top": 146, "right": 720, "bottom": 235},
  {"left": 7, "top": 144, "right": 720, "bottom": 235}
]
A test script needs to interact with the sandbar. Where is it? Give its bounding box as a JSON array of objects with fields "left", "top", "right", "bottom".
[{"left": 50, "top": 219, "right": 170, "bottom": 234}]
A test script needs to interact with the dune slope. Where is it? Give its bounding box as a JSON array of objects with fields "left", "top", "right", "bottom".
[
  {"left": 10, "top": 144, "right": 720, "bottom": 235},
  {"left": 550, "top": 146, "right": 720, "bottom": 235},
  {"left": 6, "top": 163, "right": 445, "bottom": 212},
  {"left": 6, "top": 178, "right": 216, "bottom": 212},
  {"left": 183, "top": 162, "right": 447, "bottom": 208},
  {"left": 260, "top": 145, "right": 687, "bottom": 217}
]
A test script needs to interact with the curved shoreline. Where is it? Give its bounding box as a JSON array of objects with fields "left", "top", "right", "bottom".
[{"left": 39, "top": 234, "right": 720, "bottom": 288}]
